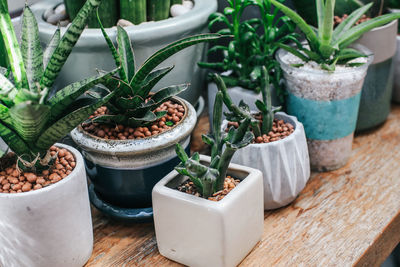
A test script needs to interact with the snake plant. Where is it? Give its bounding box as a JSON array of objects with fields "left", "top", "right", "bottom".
[
  {"left": 89, "top": 13, "right": 220, "bottom": 127},
  {"left": 0, "top": 0, "right": 116, "bottom": 172},
  {"left": 198, "top": 0, "right": 297, "bottom": 96},
  {"left": 270, "top": 0, "right": 400, "bottom": 70},
  {"left": 175, "top": 76, "right": 254, "bottom": 198},
  {"left": 216, "top": 67, "right": 281, "bottom": 137}
]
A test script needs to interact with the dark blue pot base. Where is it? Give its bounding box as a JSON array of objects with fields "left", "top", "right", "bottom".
[{"left": 89, "top": 184, "right": 154, "bottom": 223}]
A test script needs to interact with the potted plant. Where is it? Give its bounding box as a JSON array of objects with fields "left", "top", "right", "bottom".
[
  {"left": 388, "top": 0, "right": 400, "bottom": 103},
  {"left": 152, "top": 83, "right": 263, "bottom": 267},
  {"left": 200, "top": 0, "right": 298, "bottom": 125},
  {"left": 30, "top": 0, "right": 216, "bottom": 107},
  {"left": 270, "top": 0, "right": 400, "bottom": 171},
  {"left": 213, "top": 70, "right": 310, "bottom": 209},
  {"left": 70, "top": 16, "right": 220, "bottom": 221},
  {"left": 292, "top": 0, "right": 399, "bottom": 131},
  {"left": 0, "top": 0, "right": 115, "bottom": 265}
]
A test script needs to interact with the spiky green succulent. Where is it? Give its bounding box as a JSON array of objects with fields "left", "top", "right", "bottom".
[
  {"left": 90, "top": 12, "right": 221, "bottom": 128},
  {"left": 175, "top": 75, "right": 254, "bottom": 199},
  {"left": 0, "top": 0, "right": 116, "bottom": 172},
  {"left": 271, "top": 0, "right": 400, "bottom": 70},
  {"left": 216, "top": 67, "right": 281, "bottom": 137}
]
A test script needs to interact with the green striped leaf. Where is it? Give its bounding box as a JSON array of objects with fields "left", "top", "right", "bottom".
[
  {"left": 0, "top": 121, "right": 32, "bottom": 156},
  {"left": 117, "top": 26, "right": 135, "bottom": 82},
  {"left": 0, "top": 0, "right": 28, "bottom": 89},
  {"left": 90, "top": 114, "right": 126, "bottom": 124},
  {"left": 137, "top": 66, "right": 174, "bottom": 99},
  {"left": 21, "top": 6, "right": 43, "bottom": 91},
  {"left": 9, "top": 103, "right": 51, "bottom": 143},
  {"left": 48, "top": 69, "right": 118, "bottom": 122},
  {"left": 43, "top": 27, "right": 60, "bottom": 68},
  {"left": 130, "top": 34, "right": 221, "bottom": 88},
  {"left": 126, "top": 110, "right": 161, "bottom": 127},
  {"left": 0, "top": 73, "right": 15, "bottom": 92},
  {"left": 35, "top": 91, "right": 115, "bottom": 151},
  {"left": 41, "top": 0, "right": 102, "bottom": 88}
]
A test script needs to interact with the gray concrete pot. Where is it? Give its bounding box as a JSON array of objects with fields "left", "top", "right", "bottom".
[
  {"left": 0, "top": 144, "right": 93, "bottom": 267},
  {"left": 226, "top": 112, "right": 310, "bottom": 210},
  {"left": 355, "top": 19, "right": 398, "bottom": 131},
  {"left": 393, "top": 35, "right": 400, "bottom": 103},
  {"left": 70, "top": 97, "right": 196, "bottom": 220},
  {"left": 153, "top": 155, "right": 263, "bottom": 267},
  {"left": 30, "top": 0, "right": 217, "bottom": 106}
]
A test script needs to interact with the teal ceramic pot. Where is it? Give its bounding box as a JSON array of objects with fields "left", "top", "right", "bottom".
[
  {"left": 355, "top": 19, "right": 398, "bottom": 131},
  {"left": 276, "top": 45, "right": 373, "bottom": 172},
  {"left": 30, "top": 0, "right": 217, "bottom": 106}
]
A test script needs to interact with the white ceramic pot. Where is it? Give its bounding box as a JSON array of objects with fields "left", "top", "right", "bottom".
[
  {"left": 0, "top": 144, "right": 93, "bottom": 267},
  {"left": 227, "top": 112, "right": 310, "bottom": 209},
  {"left": 152, "top": 155, "right": 263, "bottom": 267},
  {"left": 207, "top": 82, "right": 279, "bottom": 129}
]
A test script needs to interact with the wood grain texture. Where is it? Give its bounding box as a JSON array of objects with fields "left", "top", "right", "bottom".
[{"left": 86, "top": 105, "right": 400, "bottom": 267}]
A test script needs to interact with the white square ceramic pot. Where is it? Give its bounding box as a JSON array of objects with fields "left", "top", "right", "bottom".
[{"left": 152, "top": 155, "right": 264, "bottom": 267}]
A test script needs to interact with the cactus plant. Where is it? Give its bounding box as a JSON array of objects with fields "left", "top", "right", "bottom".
[
  {"left": 214, "top": 67, "right": 281, "bottom": 137},
  {"left": 198, "top": 0, "right": 297, "bottom": 96},
  {"left": 88, "top": 0, "right": 118, "bottom": 28},
  {"left": 87, "top": 14, "right": 220, "bottom": 128},
  {"left": 147, "top": 0, "right": 170, "bottom": 21},
  {"left": 174, "top": 75, "right": 254, "bottom": 198},
  {"left": 0, "top": 0, "right": 117, "bottom": 172},
  {"left": 270, "top": 0, "right": 400, "bottom": 70},
  {"left": 120, "top": 0, "right": 147, "bottom": 25}
]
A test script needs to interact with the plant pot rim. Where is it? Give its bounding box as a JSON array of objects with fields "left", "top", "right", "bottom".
[
  {"left": 31, "top": 0, "right": 217, "bottom": 44},
  {"left": 276, "top": 43, "right": 373, "bottom": 75},
  {"left": 0, "top": 143, "right": 82, "bottom": 198},
  {"left": 154, "top": 154, "right": 262, "bottom": 207},
  {"left": 70, "top": 96, "right": 196, "bottom": 155}
]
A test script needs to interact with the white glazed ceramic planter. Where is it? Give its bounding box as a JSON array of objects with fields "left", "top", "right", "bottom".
[
  {"left": 207, "top": 82, "right": 279, "bottom": 128},
  {"left": 0, "top": 144, "right": 93, "bottom": 267},
  {"left": 227, "top": 112, "right": 310, "bottom": 210},
  {"left": 152, "top": 155, "right": 264, "bottom": 267}
]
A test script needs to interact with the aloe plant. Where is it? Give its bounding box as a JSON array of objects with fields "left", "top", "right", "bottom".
[
  {"left": 271, "top": 0, "right": 400, "bottom": 70},
  {"left": 0, "top": 0, "right": 117, "bottom": 172},
  {"left": 215, "top": 67, "right": 281, "bottom": 137},
  {"left": 198, "top": 0, "right": 297, "bottom": 96},
  {"left": 90, "top": 13, "right": 220, "bottom": 127},
  {"left": 175, "top": 76, "right": 254, "bottom": 198}
]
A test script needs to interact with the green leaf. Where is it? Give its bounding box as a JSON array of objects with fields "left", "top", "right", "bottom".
[
  {"left": 0, "top": 73, "right": 15, "bottom": 93},
  {"left": 276, "top": 43, "right": 309, "bottom": 62},
  {"left": 150, "top": 84, "right": 188, "bottom": 104},
  {"left": 34, "top": 91, "right": 115, "bottom": 151},
  {"left": 335, "top": 12, "right": 400, "bottom": 49},
  {"left": 0, "top": 121, "right": 31, "bottom": 156},
  {"left": 43, "top": 27, "right": 60, "bottom": 68},
  {"left": 117, "top": 26, "right": 135, "bottom": 82},
  {"left": 332, "top": 3, "right": 373, "bottom": 43},
  {"left": 320, "top": 0, "right": 335, "bottom": 48},
  {"left": 126, "top": 110, "right": 159, "bottom": 127},
  {"left": 48, "top": 69, "right": 118, "bottom": 122},
  {"left": 175, "top": 143, "right": 189, "bottom": 163},
  {"left": 316, "top": 0, "right": 325, "bottom": 31},
  {"left": 13, "top": 88, "right": 41, "bottom": 104},
  {"left": 41, "top": 0, "right": 102, "bottom": 88},
  {"left": 0, "top": 1, "right": 28, "bottom": 89},
  {"left": 131, "top": 34, "right": 221, "bottom": 88},
  {"left": 21, "top": 6, "right": 43, "bottom": 90},
  {"left": 137, "top": 66, "right": 174, "bottom": 99}
]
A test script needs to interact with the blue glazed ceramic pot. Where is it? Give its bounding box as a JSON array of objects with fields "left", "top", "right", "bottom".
[
  {"left": 277, "top": 45, "right": 373, "bottom": 171},
  {"left": 70, "top": 97, "right": 197, "bottom": 213}
]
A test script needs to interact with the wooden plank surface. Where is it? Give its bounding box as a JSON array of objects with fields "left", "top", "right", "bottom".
[{"left": 86, "top": 105, "right": 400, "bottom": 267}]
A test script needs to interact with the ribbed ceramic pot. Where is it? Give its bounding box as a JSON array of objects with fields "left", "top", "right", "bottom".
[
  {"left": 355, "top": 19, "right": 398, "bottom": 131},
  {"left": 70, "top": 97, "right": 196, "bottom": 210},
  {"left": 277, "top": 45, "right": 373, "bottom": 172},
  {"left": 392, "top": 34, "right": 400, "bottom": 103},
  {"left": 0, "top": 144, "right": 93, "bottom": 267},
  {"left": 30, "top": 0, "right": 217, "bottom": 106},
  {"left": 152, "top": 155, "right": 263, "bottom": 267},
  {"left": 207, "top": 81, "right": 279, "bottom": 129},
  {"left": 226, "top": 112, "right": 310, "bottom": 209}
]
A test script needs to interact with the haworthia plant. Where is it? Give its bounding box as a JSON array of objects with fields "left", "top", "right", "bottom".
[
  {"left": 216, "top": 68, "right": 281, "bottom": 137},
  {"left": 175, "top": 75, "right": 254, "bottom": 198},
  {"left": 0, "top": 0, "right": 117, "bottom": 172},
  {"left": 89, "top": 12, "right": 221, "bottom": 127},
  {"left": 270, "top": 0, "right": 400, "bottom": 70},
  {"left": 120, "top": 0, "right": 147, "bottom": 25}
]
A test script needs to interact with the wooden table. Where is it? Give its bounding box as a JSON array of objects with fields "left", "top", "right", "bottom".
[{"left": 86, "top": 105, "right": 400, "bottom": 267}]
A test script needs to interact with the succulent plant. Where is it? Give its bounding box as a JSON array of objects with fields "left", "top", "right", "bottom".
[
  {"left": 215, "top": 67, "right": 281, "bottom": 137},
  {"left": 198, "top": 0, "right": 297, "bottom": 96},
  {"left": 271, "top": 0, "right": 400, "bottom": 70},
  {"left": 90, "top": 13, "right": 220, "bottom": 128},
  {"left": 0, "top": 0, "right": 116, "bottom": 172},
  {"left": 175, "top": 74, "right": 254, "bottom": 198}
]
